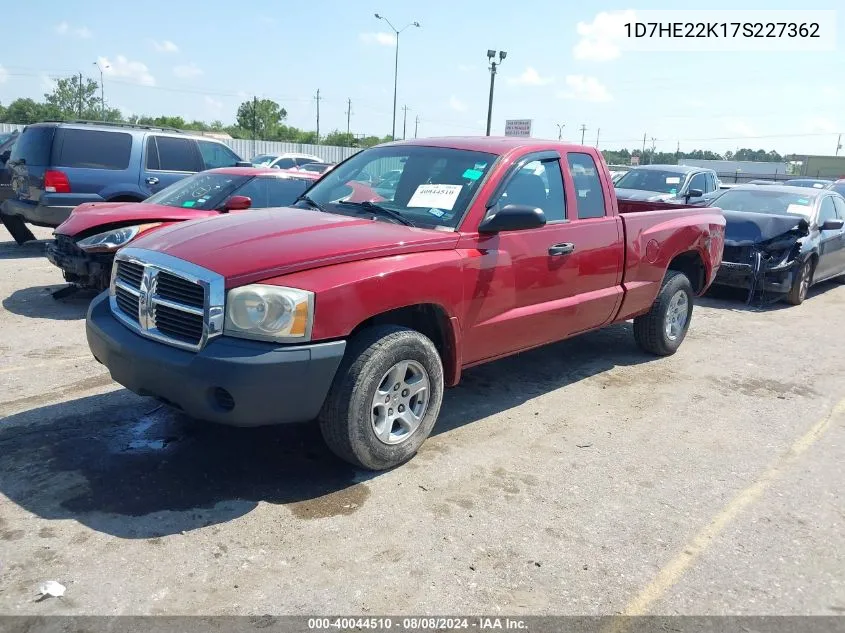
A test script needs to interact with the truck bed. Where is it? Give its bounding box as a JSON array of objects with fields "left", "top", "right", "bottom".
[{"left": 613, "top": 202, "right": 725, "bottom": 322}]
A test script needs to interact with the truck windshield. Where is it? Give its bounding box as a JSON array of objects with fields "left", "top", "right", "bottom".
[
  {"left": 300, "top": 146, "right": 498, "bottom": 229},
  {"left": 615, "top": 169, "right": 687, "bottom": 194},
  {"left": 144, "top": 172, "right": 249, "bottom": 210},
  {"left": 713, "top": 189, "right": 815, "bottom": 219}
]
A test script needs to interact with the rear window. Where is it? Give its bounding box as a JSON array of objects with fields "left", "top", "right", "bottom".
[
  {"left": 54, "top": 128, "right": 132, "bottom": 170},
  {"left": 9, "top": 126, "right": 55, "bottom": 166},
  {"left": 148, "top": 136, "right": 203, "bottom": 172}
]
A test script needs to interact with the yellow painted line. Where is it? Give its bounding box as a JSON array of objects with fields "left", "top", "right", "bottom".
[
  {"left": 0, "top": 356, "right": 92, "bottom": 374},
  {"left": 621, "top": 397, "right": 845, "bottom": 618}
]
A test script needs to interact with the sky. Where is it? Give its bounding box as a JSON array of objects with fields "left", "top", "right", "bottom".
[{"left": 0, "top": 0, "right": 842, "bottom": 156}]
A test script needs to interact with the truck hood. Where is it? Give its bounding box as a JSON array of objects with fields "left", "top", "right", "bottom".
[
  {"left": 129, "top": 207, "right": 460, "bottom": 287},
  {"left": 56, "top": 202, "right": 217, "bottom": 237},
  {"left": 614, "top": 188, "right": 675, "bottom": 202}
]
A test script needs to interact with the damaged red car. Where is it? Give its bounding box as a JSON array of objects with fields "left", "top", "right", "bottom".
[{"left": 46, "top": 167, "right": 320, "bottom": 292}]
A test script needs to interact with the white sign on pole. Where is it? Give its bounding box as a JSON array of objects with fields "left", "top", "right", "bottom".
[{"left": 504, "top": 119, "right": 532, "bottom": 137}]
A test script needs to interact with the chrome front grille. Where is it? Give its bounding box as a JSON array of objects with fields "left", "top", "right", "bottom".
[{"left": 109, "top": 247, "right": 225, "bottom": 352}]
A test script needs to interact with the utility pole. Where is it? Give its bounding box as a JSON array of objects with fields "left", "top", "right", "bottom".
[
  {"left": 314, "top": 89, "right": 321, "bottom": 144},
  {"left": 414, "top": 115, "right": 419, "bottom": 138},
  {"left": 556, "top": 123, "right": 564, "bottom": 140},
  {"left": 345, "top": 98, "right": 353, "bottom": 138},
  {"left": 642, "top": 133, "right": 647, "bottom": 163},
  {"left": 78, "top": 72, "right": 83, "bottom": 118},
  {"left": 485, "top": 49, "right": 507, "bottom": 136},
  {"left": 401, "top": 105, "right": 411, "bottom": 140},
  {"left": 837, "top": 133, "right": 842, "bottom": 156},
  {"left": 252, "top": 95, "right": 257, "bottom": 158},
  {"left": 676, "top": 140, "right": 680, "bottom": 160},
  {"left": 595, "top": 128, "right": 601, "bottom": 148},
  {"left": 579, "top": 124, "right": 587, "bottom": 145}
]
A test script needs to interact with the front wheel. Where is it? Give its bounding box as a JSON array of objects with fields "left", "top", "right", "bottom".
[
  {"left": 318, "top": 325, "right": 444, "bottom": 470},
  {"left": 785, "top": 258, "right": 813, "bottom": 305},
  {"left": 633, "top": 270, "right": 694, "bottom": 356}
]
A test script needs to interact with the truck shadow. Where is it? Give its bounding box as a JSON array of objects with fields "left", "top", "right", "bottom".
[
  {"left": 2, "top": 285, "right": 96, "bottom": 320},
  {"left": 0, "top": 323, "right": 651, "bottom": 539},
  {"left": 0, "top": 238, "right": 49, "bottom": 260}
]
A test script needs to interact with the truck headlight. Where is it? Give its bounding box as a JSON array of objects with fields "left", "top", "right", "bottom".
[
  {"left": 76, "top": 223, "right": 161, "bottom": 252},
  {"left": 224, "top": 285, "right": 313, "bottom": 342}
]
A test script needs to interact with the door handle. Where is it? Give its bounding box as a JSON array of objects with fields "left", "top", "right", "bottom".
[
  {"left": 145, "top": 177, "right": 159, "bottom": 185},
  {"left": 548, "top": 242, "right": 575, "bottom": 256}
]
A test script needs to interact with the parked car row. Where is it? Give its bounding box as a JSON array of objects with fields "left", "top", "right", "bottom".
[
  {"left": 612, "top": 164, "right": 845, "bottom": 305},
  {"left": 2, "top": 124, "right": 843, "bottom": 472}
]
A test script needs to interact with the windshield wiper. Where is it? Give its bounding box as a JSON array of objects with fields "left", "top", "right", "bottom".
[
  {"left": 295, "top": 193, "right": 327, "bottom": 213},
  {"left": 337, "top": 200, "right": 415, "bottom": 227}
]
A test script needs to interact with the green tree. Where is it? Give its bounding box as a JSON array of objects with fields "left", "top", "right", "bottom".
[
  {"left": 322, "top": 130, "right": 356, "bottom": 147},
  {"left": 236, "top": 99, "right": 287, "bottom": 139},
  {"left": 1, "top": 98, "right": 51, "bottom": 124},
  {"left": 0, "top": 103, "right": 6, "bottom": 121},
  {"left": 44, "top": 75, "right": 101, "bottom": 119}
]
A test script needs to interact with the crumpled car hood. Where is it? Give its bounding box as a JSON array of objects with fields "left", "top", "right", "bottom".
[{"left": 722, "top": 209, "right": 810, "bottom": 246}]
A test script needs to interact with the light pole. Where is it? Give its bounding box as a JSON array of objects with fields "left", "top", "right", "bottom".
[
  {"left": 485, "top": 49, "right": 507, "bottom": 136},
  {"left": 556, "top": 123, "right": 565, "bottom": 140},
  {"left": 375, "top": 14, "right": 420, "bottom": 141},
  {"left": 93, "top": 61, "right": 109, "bottom": 120}
]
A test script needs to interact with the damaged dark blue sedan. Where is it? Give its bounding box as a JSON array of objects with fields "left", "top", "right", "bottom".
[{"left": 710, "top": 185, "right": 845, "bottom": 305}]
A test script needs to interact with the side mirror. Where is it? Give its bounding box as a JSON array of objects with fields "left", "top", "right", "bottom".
[
  {"left": 686, "top": 188, "right": 704, "bottom": 199},
  {"left": 478, "top": 204, "right": 546, "bottom": 233},
  {"left": 222, "top": 195, "right": 252, "bottom": 212},
  {"left": 820, "top": 218, "right": 845, "bottom": 231}
]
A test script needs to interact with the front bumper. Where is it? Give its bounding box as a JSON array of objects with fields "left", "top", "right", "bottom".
[
  {"left": 1, "top": 198, "right": 75, "bottom": 227},
  {"left": 713, "top": 260, "right": 796, "bottom": 294},
  {"left": 86, "top": 292, "right": 346, "bottom": 426},
  {"left": 46, "top": 236, "right": 113, "bottom": 289}
]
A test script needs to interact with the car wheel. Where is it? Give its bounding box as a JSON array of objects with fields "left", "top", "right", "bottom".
[
  {"left": 786, "top": 258, "right": 813, "bottom": 305},
  {"left": 318, "top": 325, "right": 444, "bottom": 470},
  {"left": 633, "top": 270, "right": 694, "bottom": 356},
  {"left": 0, "top": 212, "right": 37, "bottom": 244}
]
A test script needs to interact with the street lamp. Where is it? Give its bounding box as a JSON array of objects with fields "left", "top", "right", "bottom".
[
  {"left": 93, "top": 61, "right": 109, "bottom": 120},
  {"left": 556, "top": 123, "right": 565, "bottom": 140},
  {"left": 485, "top": 49, "right": 507, "bottom": 136},
  {"left": 374, "top": 13, "right": 420, "bottom": 141}
]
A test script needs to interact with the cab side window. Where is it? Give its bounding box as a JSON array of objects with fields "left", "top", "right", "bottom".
[
  {"left": 566, "top": 152, "right": 606, "bottom": 219},
  {"left": 831, "top": 195, "right": 845, "bottom": 220},
  {"left": 688, "top": 173, "right": 707, "bottom": 195},
  {"left": 818, "top": 196, "right": 838, "bottom": 227},
  {"left": 499, "top": 159, "right": 566, "bottom": 222}
]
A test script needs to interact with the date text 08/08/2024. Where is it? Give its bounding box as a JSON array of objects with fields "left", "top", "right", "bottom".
[{"left": 307, "top": 617, "right": 528, "bottom": 630}]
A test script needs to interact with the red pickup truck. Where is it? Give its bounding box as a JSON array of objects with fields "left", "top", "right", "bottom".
[{"left": 86, "top": 138, "right": 725, "bottom": 470}]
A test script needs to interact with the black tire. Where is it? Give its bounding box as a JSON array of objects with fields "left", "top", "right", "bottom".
[
  {"left": 785, "top": 258, "right": 813, "bottom": 305},
  {"left": 633, "top": 270, "right": 694, "bottom": 356},
  {"left": 0, "top": 212, "right": 36, "bottom": 244},
  {"left": 318, "top": 325, "right": 444, "bottom": 470}
]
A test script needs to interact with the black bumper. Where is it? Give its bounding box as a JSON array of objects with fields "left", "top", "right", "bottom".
[
  {"left": 713, "top": 261, "right": 796, "bottom": 294},
  {"left": 86, "top": 292, "right": 346, "bottom": 427},
  {"left": 1, "top": 198, "right": 74, "bottom": 227},
  {"left": 45, "top": 236, "right": 113, "bottom": 289}
]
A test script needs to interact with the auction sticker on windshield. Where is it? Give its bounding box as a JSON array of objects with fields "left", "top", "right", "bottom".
[{"left": 408, "top": 184, "right": 463, "bottom": 210}]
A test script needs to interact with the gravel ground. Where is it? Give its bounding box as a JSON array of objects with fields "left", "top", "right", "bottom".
[{"left": 0, "top": 225, "right": 843, "bottom": 616}]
